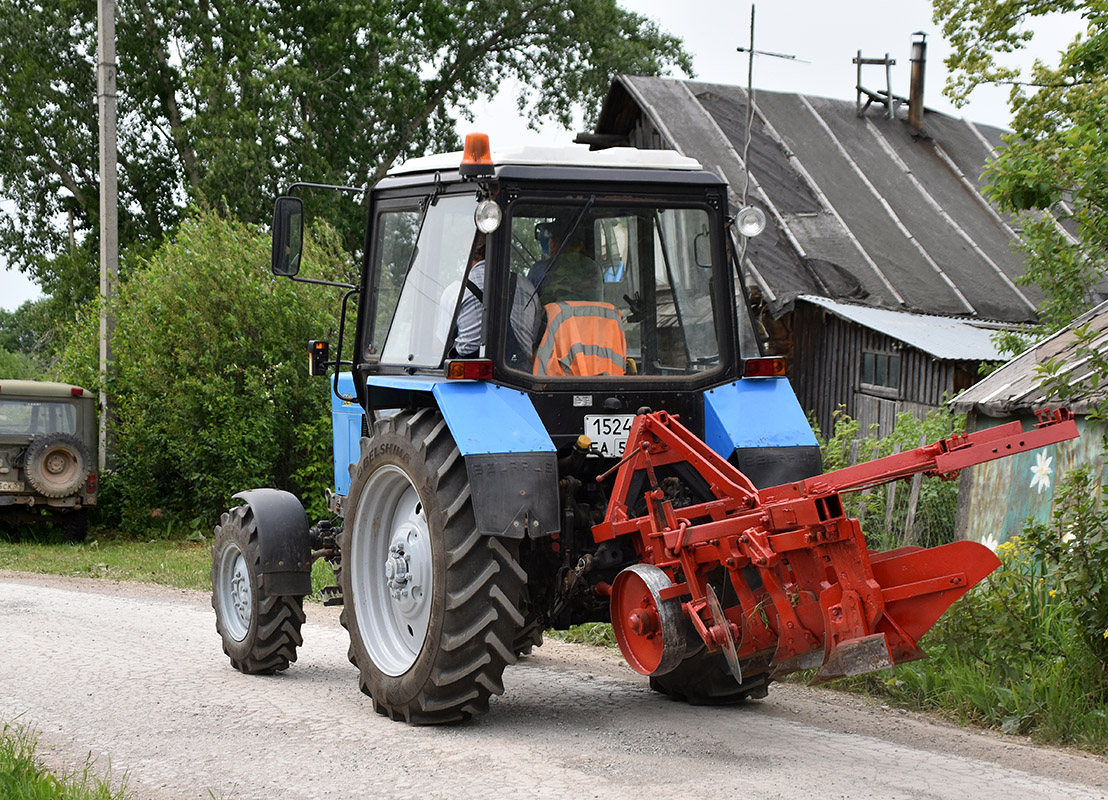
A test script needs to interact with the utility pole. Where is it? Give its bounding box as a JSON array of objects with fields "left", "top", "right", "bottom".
[{"left": 97, "top": 0, "right": 118, "bottom": 472}]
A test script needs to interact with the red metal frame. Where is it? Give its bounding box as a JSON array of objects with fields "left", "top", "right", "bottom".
[{"left": 594, "top": 409, "right": 1078, "bottom": 681}]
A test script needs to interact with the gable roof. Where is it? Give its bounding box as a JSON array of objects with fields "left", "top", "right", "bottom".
[
  {"left": 950, "top": 300, "right": 1108, "bottom": 417},
  {"left": 590, "top": 75, "right": 1044, "bottom": 324}
]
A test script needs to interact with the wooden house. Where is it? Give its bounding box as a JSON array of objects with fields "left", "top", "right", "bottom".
[{"left": 581, "top": 71, "right": 1086, "bottom": 433}]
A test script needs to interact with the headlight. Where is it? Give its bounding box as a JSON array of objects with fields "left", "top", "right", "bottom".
[
  {"left": 736, "top": 205, "right": 767, "bottom": 238},
  {"left": 475, "top": 199, "right": 502, "bottom": 233}
]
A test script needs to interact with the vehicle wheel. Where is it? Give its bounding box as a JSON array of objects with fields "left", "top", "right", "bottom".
[
  {"left": 513, "top": 604, "right": 545, "bottom": 658},
  {"left": 62, "top": 509, "right": 88, "bottom": 543},
  {"left": 211, "top": 504, "right": 306, "bottom": 674},
  {"left": 648, "top": 647, "right": 771, "bottom": 705},
  {"left": 340, "top": 408, "right": 526, "bottom": 724},
  {"left": 24, "top": 433, "right": 89, "bottom": 498}
]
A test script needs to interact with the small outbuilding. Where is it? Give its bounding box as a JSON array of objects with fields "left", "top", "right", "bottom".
[{"left": 949, "top": 301, "right": 1108, "bottom": 546}]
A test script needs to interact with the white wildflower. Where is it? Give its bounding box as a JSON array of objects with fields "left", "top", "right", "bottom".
[{"left": 1029, "top": 451, "right": 1054, "bottom": 494}]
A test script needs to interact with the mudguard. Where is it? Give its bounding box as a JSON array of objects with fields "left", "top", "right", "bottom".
[
  {"left": 358, "top": 376, "right": 559, "bottom": 539},
  {"left": 703, "top": 377, "right": 822, "bottom": 487},
  {"left": 231, "top": 488, "right": 313, "bottom": 596}
]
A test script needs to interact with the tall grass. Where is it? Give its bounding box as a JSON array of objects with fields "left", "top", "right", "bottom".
[
  {"left": 0, "top": 720, "right": 126, "bottom": 800},
  {"left": 0, "top": 532, "right": 335, "bottom": 598}
]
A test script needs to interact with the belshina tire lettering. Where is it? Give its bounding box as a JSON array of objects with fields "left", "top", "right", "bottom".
[
  {"left": 210, "top": 504, "right": 306, "bottom": 674},
  {"left": 340, "top": 408, "right": 527, "bottom": 724}
]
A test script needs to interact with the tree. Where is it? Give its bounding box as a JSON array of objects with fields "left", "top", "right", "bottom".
[
  {"left": 0, "top": 1, "right": 691, "bottom": 307},
  {"left": 934, "top": 0, "right": 1108, "bottom": 339}
]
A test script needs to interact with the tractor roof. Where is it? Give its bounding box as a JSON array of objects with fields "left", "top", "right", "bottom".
[{"left": 389, "top": 143, "right": 703, "bottom": 177}]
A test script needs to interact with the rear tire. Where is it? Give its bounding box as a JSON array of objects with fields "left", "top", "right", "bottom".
[
  {"left": 24, "top": 433, "right": 89, "bottom": 498},
  {"left": 211, "top": 504, "right": 306, "bottom": 674},
  {"left": 62, "top": 509, "right": 88, "bottom": 543},
  {"left": 340, "top": 408, "right": 525, "bottom": 724}
]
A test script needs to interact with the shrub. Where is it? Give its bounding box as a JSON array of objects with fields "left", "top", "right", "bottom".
[
  {"left": 53, "top": 209, "right": 351, "bottom": 532},
  {"left": 818, "top": 407, "right": 965, "bottom": 550}
]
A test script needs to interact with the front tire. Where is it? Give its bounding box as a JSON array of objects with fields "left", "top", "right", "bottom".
[
  {"left": 340, "top": 409, "right": 525, "bottom": 724},
  {"left": 211, "top": 504, "right": 306, "bottom": 674}
]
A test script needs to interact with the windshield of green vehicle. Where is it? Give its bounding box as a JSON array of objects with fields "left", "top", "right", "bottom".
[{"left": 505, "top": 201, "right": 722, "bottom": 378}]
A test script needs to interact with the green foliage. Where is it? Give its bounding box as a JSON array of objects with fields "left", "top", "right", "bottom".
[
  {"left": 849, "top": 535, "right": 1108, "bottom": 751},
  {"left": 52, "top": 209, "right": 348, "bottom": 532},
  {"left": 547, "top": 622, "right": 617, "bottom": 648},
  {"left": 0, "top": 346, "right": 38, "bottom": 379},
  {"left": 1022, "top": 466, "right": 1108, "bottom": 664},
  {"left": 0, "top": 719, "right": 126, "bottom": 800},
  {"left": 935, "top": 1, "right": 1108, "bottom": 349},
  {"left": 0, "top": 0, "right": 691, "bottom": 310},
  {"left": 819, "top": 407, "right": 965, "bottom": 550}
]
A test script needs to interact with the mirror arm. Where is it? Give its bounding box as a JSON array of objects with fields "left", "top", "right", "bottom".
[
  {"left": 288, "top": 275, "right": 357, "bottom": 290},
  {"left": 329, "top": 286, "right": 361, "bottom": 402}
]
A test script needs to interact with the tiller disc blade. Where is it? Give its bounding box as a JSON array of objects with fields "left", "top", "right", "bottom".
[{"left": 595, "top": 409, "right": 1077, "bottom": 688}]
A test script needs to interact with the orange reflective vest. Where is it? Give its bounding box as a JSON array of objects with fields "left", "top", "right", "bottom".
[{"left": 532, "top": 301, "right": 627, "bottom": 377}]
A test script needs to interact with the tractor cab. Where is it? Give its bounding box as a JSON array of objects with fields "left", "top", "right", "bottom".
[{"left": 274, "top": 136, "right": 804, "bottom": 474}]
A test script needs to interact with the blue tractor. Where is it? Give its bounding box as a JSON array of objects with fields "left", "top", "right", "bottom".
[{"left": 210, "top": 135, "right": 821, "bottom": 724}]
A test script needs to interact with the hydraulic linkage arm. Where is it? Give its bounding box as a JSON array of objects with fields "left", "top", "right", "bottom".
[{"left": 593, "top": 408, "right": 1078, "bottom": 686}]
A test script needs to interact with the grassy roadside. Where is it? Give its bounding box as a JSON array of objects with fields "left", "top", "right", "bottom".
[
  {"left": 0, "top": 532, "right": 334, "bottom": 596},
  {"left": 0, "top": 720, "right": 126, "bottom": 800}
]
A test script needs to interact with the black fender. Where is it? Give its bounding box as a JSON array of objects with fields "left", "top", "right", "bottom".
[{"left": 232, "top": 488, "right": 313, "bottom": 596}]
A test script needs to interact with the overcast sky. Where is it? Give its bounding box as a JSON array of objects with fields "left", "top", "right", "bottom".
[{"left": 0, "top": 1, "right": 1083, "bottom": 312}]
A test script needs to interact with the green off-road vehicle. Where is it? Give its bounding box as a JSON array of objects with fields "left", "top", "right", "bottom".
[{"left": 0, "top": 380, "right": 97, "bottom": 541}]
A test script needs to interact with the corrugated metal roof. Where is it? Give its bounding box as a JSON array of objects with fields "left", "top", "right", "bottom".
[
  {"left": 590, "top": 75, "right": 1108, "bottom": 324},
  {"left": 950, "top": 300, "right": 1108, "bottom": 416},
  {"left": 798, "top": 295, "right": 1008, "bottom": 361}
]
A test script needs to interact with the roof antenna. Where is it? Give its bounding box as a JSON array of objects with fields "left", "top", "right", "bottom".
[{"left": 734, "top": 5, "right": 804, "bottom": 255}]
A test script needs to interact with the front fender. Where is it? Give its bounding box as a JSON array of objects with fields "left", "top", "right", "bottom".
[{"left": 231, "top": 488, "right": 313, "bottom": 595}]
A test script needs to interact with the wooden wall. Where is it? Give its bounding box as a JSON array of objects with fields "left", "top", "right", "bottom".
[{"left": 789, "top": 303, "right": 977, "bottom": 436}]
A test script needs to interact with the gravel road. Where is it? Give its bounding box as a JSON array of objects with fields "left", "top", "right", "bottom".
[{"left": 2, "top": 570, "right": 1106, "bottom": 800}]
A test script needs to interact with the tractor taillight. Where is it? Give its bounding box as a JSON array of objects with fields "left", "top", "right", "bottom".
[
  {"left": 743, "top": 357, "right": 786, "bottom": 378},
  {"left": 445, "top": 359, "right": 493, "bottom": 380},
  {"left": 86, "top": 473, "right": 98, "bottom": 495}
]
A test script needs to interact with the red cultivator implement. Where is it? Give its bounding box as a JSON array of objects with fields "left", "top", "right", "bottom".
[{"left": 594, "top": 409, "right": 1078, "bottom": 685}]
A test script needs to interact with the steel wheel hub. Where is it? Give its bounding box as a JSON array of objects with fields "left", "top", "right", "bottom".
[
  {"left": 218, "top": 543, "right": 252, "bottom": 642},
  {"left": 351, "top": 465, "right": 433, "bottom": 676},
  {"left": 610, "top": 563, "right": 686, "bottom": 676}
]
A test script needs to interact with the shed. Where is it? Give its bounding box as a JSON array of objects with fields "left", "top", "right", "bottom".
[
  {"left": 583, "top": 73, "right": 1090, "bottom": 432},
  {"left": 949, "top": 301, "right": 1108, "bottom": 546}
]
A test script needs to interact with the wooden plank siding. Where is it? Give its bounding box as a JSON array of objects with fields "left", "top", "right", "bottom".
[{"left": 789, "top": 303, "right": 976, "bottom": 436}]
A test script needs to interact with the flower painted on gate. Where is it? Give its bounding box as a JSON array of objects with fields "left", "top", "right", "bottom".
[{"left": 1029, "top": 451, "right": 1054, "bottom": 494}]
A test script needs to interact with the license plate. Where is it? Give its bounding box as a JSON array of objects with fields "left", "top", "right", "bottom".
[
  {"left": 0, "top": 481, "right": 24, "bottom": 492},
  {"left": 583, "top": 415, "right": 635, "bottom": 457}
]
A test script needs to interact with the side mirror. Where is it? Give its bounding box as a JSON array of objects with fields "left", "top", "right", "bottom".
[{"left": 271, "top": 196, "right": 304, "bottom": 277}]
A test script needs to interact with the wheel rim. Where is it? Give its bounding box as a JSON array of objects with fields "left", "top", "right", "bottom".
[
  {"left": 42, "top": 446, "right": 80, "bottom": 489},
  {"left": 610, "top": 563, "right": 686, "bottom": 676},
  {"left": 217, "top": 542, "right": 252, "bottom": 642},
  {"left": 351, "top": 464, "right": 433, "bottom": 676}
]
